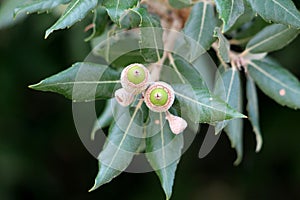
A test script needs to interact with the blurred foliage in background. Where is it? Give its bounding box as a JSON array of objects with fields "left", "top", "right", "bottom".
[{"left": 1, "top": 3, "right": 300, "bottom": 200}]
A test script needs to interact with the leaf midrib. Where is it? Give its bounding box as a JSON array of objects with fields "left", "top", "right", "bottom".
[
  {"left": 246, "top": 27, "right": 291, "bottom": 52},
  {"left": 249, "top": 61, "right": 300, "bottom": 94}
]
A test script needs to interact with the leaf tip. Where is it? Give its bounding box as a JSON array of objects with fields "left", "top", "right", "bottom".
[{"left": 28, "top": 82, "right": 41, "bottom": 90}]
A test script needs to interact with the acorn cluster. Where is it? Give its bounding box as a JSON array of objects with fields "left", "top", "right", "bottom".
[{"left": 114, "top": 63, "right": 187, "bottom": 135}]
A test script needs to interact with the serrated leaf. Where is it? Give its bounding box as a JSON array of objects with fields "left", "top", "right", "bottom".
[
  {"left": 214, "top": 27, "right": 230, "bottom": 63},
  {"left": 14, "top": 0, "right": 71, "bottom": 17},
  {"left": 45, "top": 0, "right": 98, "bottom": 38},
  {"left": 102, "top": 0, "right": 138, "bottom": 26},
  {"left": 246, "top": 74, "right": 263, "bottom": 152},
  {"left": 90, "top": 102, "right": 144, "bottom": 191},
  {"left": 214, "top": 68, "right": 243, "bottom": 165},
  {"left": 248, "top": 59, "right": 300, "bottom": 109},
  {"left": 146, "top": 112, "right": 183, "bottom": 200},
  {"left": 183, "top": 2, "right": 219, "bottom": 52},
  {"left": 29, "top": 62, "right": 120, "bottom": 102},
  {"left": 172, "top": 84, "right": 246, "bottom": 123},
  {"left": 169, "top": 0, "right": 192, "bottom": 8},
  {"left": 247, "top": 0, "right": 300, "bottom": 29},
  {"left": 244, "top": 24, "right": 300, "bottom": 54},
  {"left": 0, "top": 0, "right": 26, "bottom": 29},
  {"left": 215, "top": 0, "right": 245, "bottom": 32},
  {"left": 91, "top": 99, "right": 116, "bottom": 140}
]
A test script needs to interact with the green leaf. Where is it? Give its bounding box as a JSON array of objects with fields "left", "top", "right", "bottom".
[
  {"left": 183, "top": 2, "right": 219, "bottom": 51},
  {"left": 214, "top": 68, "right": 241, "bottom": 132},
  {"left": 246, "top": 74, "right": 263, "bottom": 152},
  {"left": 169, "top": 0, "right": 192, "bottom": 8},
  {"left": 233, "top": 16, "right": 268, "bottom": 41},
  {"left": 102, "top": 0, "right": 139, "bottom": 26},
  {"left": 14, "top": 0, "right": 71, "bottom": 17},
  {"left": 172, "top": 84, "right": 246, "bottom": 123},
  {"left": 227, "top": 0, "right": 255, "bottom": 33},
  {"left": 244, "top": 24, "right": 300, "bottom": 54},
  {"left": 138, "top": 7, "right": 163, "bottom": 62},
  {"left": 168, "top": 55, "right": 207, "bottom": 89},
  {"left": 248, "top": 59, "right": 300, "bottom": 109},
  {"left": 213, "top": 27, "right": 230, "bottom": 63},
  {"left": 91, "top": 99, "right": 116, "bottom": 140},
  {"left": 146, "top": 112, "right": 183, "bottom": 200},
  {"left": 91, "top": 27, "right": 144, "bottom": 66},
  {"left": 0, "top": 0, "right": 26, "bottom": 29},
  {"left": 247, "top": 0, "right": 300, "bottom": 29},
  {"left": 214, "top": 68, "right": 243, "bottom": 165},
  {"left": 29, "top": 62, "right": 120, "bottom": 102},
  {"left": 90, "top": 102, "right": 144, "bottom": 191},
  {"left": 215, "top": 0, "right": 245, "bottom": 32},
  {"left": 85, "top": 5, "right": 108, "bottom": 41},
  {"left": 45, "top": 0, "right": 98, "bottom": 38}
]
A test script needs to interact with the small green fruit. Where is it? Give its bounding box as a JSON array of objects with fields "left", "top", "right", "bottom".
[
  {"left": 145, "top": 82, "right": 175, "bottom": 112},
  {"left": 127, "top": 65, "right": 146, "bottom": 84},
  {"left": 149, "top": 88, "right": 168, "bottom": 106},
  {"left": 121, "top": 63, "right": 150, "bottom": 94}
]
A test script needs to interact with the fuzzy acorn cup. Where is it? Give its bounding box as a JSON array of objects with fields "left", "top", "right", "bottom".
[
  {"left": 115, "top": 64, "right": 187, "bottom": 134},
  {"left": 144, "top": 82, "right": 187, "bottom": 135},
  {"left": 115, "top": 63, "right": 150, "bottom": 106}
]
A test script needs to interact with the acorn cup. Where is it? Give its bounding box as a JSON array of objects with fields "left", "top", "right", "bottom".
[
  {"left": 114, "top": 88, "right": 135, "bottom": 107},
  {"left": 120, "top": 63, "right": 151, "bottom": 95},
  {"left": 166, "top": 111, "right": 188, "bottom": 135},
  {"left": 144, "top": 82, "right": 175, "bottom": 112},
  {"left": 144, "top": 81, "right": 187, "bottom": 134}
]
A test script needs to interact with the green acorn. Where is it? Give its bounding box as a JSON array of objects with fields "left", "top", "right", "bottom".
[
  {"left": 121, "top": 63, "right": 150, "bottom": 94},
  {"left": 144, "top": 82, "right": 175, "bottom": 112}
]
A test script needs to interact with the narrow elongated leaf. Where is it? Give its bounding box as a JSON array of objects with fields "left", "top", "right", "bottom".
[
  {"left": 246, "top": 75, "right": 263, "bottom": 152},
  {"left": 214, "top": 27, "right": 230, "bottom": 63},
  {"left": 29, "top": 62, "right": 120, "bottom": 102},
  {"left": 169, "top": 0, "right": 192, "bottom": 8},
  {"left": 14, "top": 0, "right": 71, "bottom": 17},
  {"left": 91, "top": 99, "right": 116, "bottom": 140},
  {"left": 45, "top": 0, "right": 98, "bottom": 38},
  {"left": 172, "top": 84, "right": 246, "bottom": 123},
  {"left": 245, "top": 24, "right": 300, "bottom": 54},
  {"left": 102, "top": 0, "right": 138, "bottom": 26},
  {"left": 146, "top": 112, "right": 183, "bottom": 200},
  {"left": 247, "top": 0, "right": 300, "bottom": 29},
  {"left": 214, "top": 68, "right": 241, "bottom": 133},
  {"left": 0, "top": 0, "right": 26, "bottom": 29},
  {"left": 215, "top": 0, "right": 245, "bottom": 32},
  {"left": 138, "top": 7, "right": 163, "bottom": 62},
  {"left": 170, "top": 56, "right": 207, "bottom": 89},
  {"left": 248, "top": 60, "right": 300, "bottom": 109},
  {"left": 215, "top": 68, "right": 243, "bottom": 165},
  {"left": 183, "top": 2, "right": 219, "bottom": 51},
  {"left": 90, "top": 104, "right": 144, "bottom": 191}
]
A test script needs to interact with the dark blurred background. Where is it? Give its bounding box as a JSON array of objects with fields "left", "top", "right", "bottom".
[{"left": 1, "top": 5, "right": 300, "bottom": 200}]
